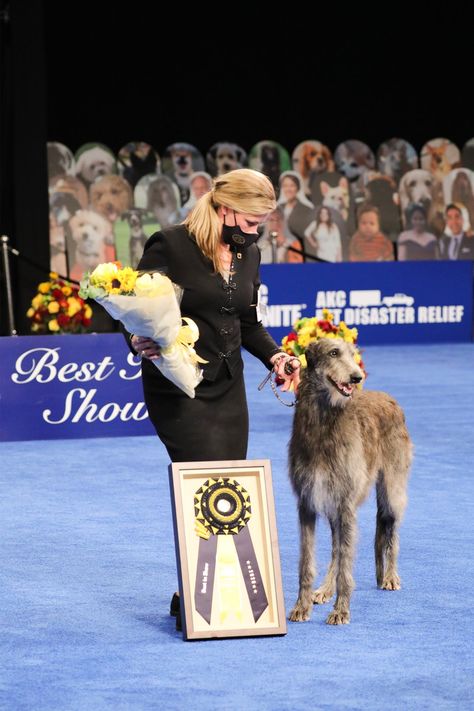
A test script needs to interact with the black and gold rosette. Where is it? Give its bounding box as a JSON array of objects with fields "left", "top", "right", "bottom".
[{"left": 193, "top": 477, "right": 268, "bottom": 625}]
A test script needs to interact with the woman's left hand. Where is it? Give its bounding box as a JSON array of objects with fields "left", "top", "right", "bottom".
[{"left": 270, "top": 353, "right": 301, "bottom": 393}]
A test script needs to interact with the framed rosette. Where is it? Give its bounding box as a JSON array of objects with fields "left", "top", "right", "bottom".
[{"left": 168, "top": 459, "right": 287, "bottom": 640}]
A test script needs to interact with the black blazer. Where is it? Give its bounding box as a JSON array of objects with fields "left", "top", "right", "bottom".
[
  {"left": 137, "top": 225, "right": 281, "bottom": 381},
  {"left": 439, "top": 233, "right": 474, "bottom": 260}
]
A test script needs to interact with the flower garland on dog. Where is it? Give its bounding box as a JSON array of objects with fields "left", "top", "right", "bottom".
[{"left": 280, "top": 308, "right": 367, "bottom": 384}]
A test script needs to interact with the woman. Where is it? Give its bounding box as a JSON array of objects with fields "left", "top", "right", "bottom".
[
  {"left": 257, "top": 206, "right": 293, "bottom": 263},
  {"left": 277, "top": 171, "right": 314, "bottom": 262},
  {"left": 131, "top": 170, "right": 300, "bottom": 628},
  {"left": 133, "top": 169, "right": 300, "bottom": 462},
  {"left": 303, "top": 205, "right": 342, "bottom": 262},
  {"left": 398, "top": 203, "right": 438, "bottom": 260}
]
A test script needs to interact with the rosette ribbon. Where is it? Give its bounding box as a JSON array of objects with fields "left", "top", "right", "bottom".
[{"left": 193, "top": 477, "right": 268, "bottom": 625}]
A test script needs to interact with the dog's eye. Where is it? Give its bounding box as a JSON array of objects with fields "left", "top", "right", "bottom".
[{"left": 329, "top": 349, "right": 339, "bottom": 357}]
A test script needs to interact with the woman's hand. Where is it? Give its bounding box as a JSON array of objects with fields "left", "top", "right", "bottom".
[
  {"left": 131, "top": 335, "right": 161, "bottom": 360},
  {"left": 270, "top": 352, "right": 301, "bottom": 392}
]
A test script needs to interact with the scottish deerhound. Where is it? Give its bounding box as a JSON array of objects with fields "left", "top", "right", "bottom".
[{"left": 288, "top": 338, "right": 412, "bottom": 625}]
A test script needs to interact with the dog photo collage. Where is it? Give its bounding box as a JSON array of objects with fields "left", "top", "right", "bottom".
[{"left": 48, "top": 137, "right": 474, "bottom": 281}]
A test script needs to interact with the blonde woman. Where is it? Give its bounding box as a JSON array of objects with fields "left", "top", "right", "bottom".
[{"left": 132, "top": 169, "right": 300, "bottom": 462}]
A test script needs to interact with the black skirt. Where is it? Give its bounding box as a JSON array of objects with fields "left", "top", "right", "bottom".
[{"left": 141, "top": 357, "right": 248, "bottom": 463}]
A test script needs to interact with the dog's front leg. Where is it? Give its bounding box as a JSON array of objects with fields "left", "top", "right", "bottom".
[
  {"left": 289, "top": 506, "right": 316, "bottom": 622},
  {"left": 326, "top": 507, "right": 356, "bottom": 625},
  {"left": 313, "top": 517, "right": 338, "bottom": 604}
]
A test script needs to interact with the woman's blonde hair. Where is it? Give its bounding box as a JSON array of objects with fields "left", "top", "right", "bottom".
[{"left": 183, "top": 168, "right": 277, "bottom": 272}]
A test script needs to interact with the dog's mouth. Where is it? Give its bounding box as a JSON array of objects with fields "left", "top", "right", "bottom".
[{"left": 328, "top": 376, "right": 354, "bottom": 397}]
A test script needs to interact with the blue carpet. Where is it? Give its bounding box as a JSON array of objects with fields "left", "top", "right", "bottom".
[{"left": 1, "top": 344, "right": 474, "bottom": 710}]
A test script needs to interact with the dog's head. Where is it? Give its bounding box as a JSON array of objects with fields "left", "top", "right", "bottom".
[
  {"left": 50, "top": 175, "right": 89, "bottom": 209},
  {"left": 320, "top": 178, "right": 349, "bottom": 218},
  {"left": 169, "top": 144, "right": 194, "bottom": 177},
  {"left": 122, "top": 207, "right": 147, "bottom": 234},
  {"left": 147, "top": 176, "right": 178, "bottom": 211},
  {"left": 421, "top": 140, "right": 460, "bottom": 180},
  {"left": 335, "top": 141, "right": 375, "bottom": 182},
  {"left": 293, "top": 142, "right": 333, "bottom": 177},
  {"left": 259, "top": 143, "right": 280, "bottom": 170},
  {"left": 49, "top": 191, "right": 81, "bottom": 225},
  {"left": 47, "top": 142, "right": 75, "bottom": 180},
  {"left": 215, "top": 143, "right": 245, "bottom": 173},
  {"left": 303, "top": 338, "right": 364, "bottom": 407},
  {"left": 68, "top": 209, "right": 110, "bottom": 271},
  {"left": 89, "top": 175, "right": 132, "bottom": 222},
  {"left": 398, "top": 169, "right": 435, "bottom": 212},
  {"left": 75, "top": 146, "right": 116, "bottom": 184}
]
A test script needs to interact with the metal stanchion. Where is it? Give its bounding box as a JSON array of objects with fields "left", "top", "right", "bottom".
[
  {"left": 1, "top": 235, "right": 17, "bottom": 336},
  {"left": 270, "top": 231, "right": 278, "bottom": 263}
]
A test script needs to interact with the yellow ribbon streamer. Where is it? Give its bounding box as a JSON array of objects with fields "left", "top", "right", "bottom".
[
  {"left": 161, "top": 316, "right": 208, "bottom": 365},
  {"left": 216, "top": 536, "right": 243, "bottom": 623}
]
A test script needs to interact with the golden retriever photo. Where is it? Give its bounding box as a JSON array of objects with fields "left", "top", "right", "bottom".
[{"left": 398, "top": 168, "right": 445, "bottom": 235}]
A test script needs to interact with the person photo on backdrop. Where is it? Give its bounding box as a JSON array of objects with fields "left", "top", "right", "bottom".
[
  {"left": 128, "top": 169, "right": 301, "bottom": 629},
  {"left": 397, "top": 203, "right": 439, "bottom": 260},
  {"left": 277, "top": 171, "right": 314, "bottom": 262},
  {"left": 303, "top": 205, "right": 342, "bottom": 262},
  {"left": 439, "top": 203, "right": 474, "bottom": 260},
  {"left": 349, "top": 205, "right": 394, "bottom": 262},
  {"left": 257, "top": 206, "right": 294, "bottom": 263}
]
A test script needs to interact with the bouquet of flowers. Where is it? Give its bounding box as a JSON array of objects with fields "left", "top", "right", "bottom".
[
  {"left": 79, "top": 262, "right": 207, "bottom": 398},
  {"left": 27, "top": 272, "right": 93, "bottom": 334},
  {"left": 281, "top": 309, "right": 367, "bottom": 381}
]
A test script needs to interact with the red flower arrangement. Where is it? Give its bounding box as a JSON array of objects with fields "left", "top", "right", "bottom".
[
  {"left": 280, "top": 309, "right": 367, "bottom": 381},
  {"left": 27, "top": 272, "right": 93, "bottom": 334}
]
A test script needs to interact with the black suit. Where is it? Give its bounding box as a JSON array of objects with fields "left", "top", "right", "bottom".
[
  {"left": 137, "top": 225, "right": 281, "bottom": 462},
  {"left": 439, "top": 232, "right": 474, "bottom": 260}
]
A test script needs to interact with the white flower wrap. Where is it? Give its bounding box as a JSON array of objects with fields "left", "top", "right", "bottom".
[{"left": 96, "top": 275, "right": 204, "bottom": 398}]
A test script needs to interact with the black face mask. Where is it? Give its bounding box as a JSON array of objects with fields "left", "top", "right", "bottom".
[{"left": 222, "top": 211, "right": 260, "bottom": 249}]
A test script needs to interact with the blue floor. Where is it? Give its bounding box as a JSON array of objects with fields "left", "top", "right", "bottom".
[{"left": 1, "top": 344, "right": 474, "bottom": 710}]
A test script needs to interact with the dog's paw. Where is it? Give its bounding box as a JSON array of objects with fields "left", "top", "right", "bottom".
[
  {"left": 326, "top": 609, "right": 350, "bottom": 625},
  {"left": 312, "top": 588, "right": 334, "bottom": 605},
  {"left": 288, "top": 602, "right": 312, "bottom": 622},
  {"left": 381, "top": 573, "right": 401, "bottom": 590}
]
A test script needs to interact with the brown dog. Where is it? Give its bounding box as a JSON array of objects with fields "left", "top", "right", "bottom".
[{"left": 89, "top": 174, "right": 132, "bottom": 223}]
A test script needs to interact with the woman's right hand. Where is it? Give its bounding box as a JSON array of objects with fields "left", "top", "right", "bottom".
[{"left": 131, "top": 335, "right": 161, "bottom": 360}]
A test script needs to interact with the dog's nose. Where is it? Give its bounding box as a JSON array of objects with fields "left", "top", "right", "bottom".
[{"left": 350, "top": 374, "right": 363, "bottom": 384}]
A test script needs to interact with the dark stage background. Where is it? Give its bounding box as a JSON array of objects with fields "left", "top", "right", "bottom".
[{"left": 1, "top": 0, "right": 474, "bottom": 333}]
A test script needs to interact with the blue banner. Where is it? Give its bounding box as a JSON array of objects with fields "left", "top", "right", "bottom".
[
  {"left": 260, "top": 261, "right": 473, "bottom": 345},
  {"left": 0, "top": 334, "right": 154, "bottom": 442},
  {"left": 1, "top": 261, "right": 472, "bottom": 442}
]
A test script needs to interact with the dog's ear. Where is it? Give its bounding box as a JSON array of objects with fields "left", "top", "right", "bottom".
[{"left": 305, "top": 341, "right": 320, "bottom": 369}]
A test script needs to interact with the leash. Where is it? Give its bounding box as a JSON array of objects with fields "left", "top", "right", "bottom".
[{"left": 258, "top": 357, "right": 299, "bottom": 408}]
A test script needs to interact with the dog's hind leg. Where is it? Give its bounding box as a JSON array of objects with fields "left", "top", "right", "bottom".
[
  {"left": 375, "top": 470, "right": 407, "bottom": 590},
  {"left": 326, "top": 507, "right": 356, "bottom": 625},
  {"left": 313, "top": 518, "right": 338, "bottom": 604},
  {"left": 289, "top": 506, "right": 317, "bottom": 622}
]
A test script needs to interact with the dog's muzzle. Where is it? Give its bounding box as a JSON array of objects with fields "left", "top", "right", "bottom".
[{"left": 328, "top": 374, "right": 363, "bottom": 397}]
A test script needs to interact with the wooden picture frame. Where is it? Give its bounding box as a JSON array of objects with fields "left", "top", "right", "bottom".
[{"left": 168, "top": 459, "right": 287, "bottom": 640}]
